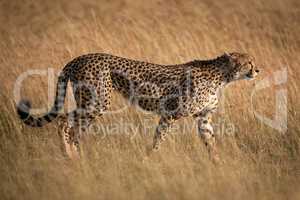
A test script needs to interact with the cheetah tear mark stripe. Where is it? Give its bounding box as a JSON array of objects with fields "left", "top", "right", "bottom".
[{"left": 17, "top": 70, "right": 69, "bottom": 127}]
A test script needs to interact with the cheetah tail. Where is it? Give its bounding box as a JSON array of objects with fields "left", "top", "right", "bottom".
[{"left": 16, "top": 70, "right": 69, "bottom": 127}]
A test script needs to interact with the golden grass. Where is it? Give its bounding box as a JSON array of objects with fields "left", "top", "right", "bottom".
[{"left": 0, "top": 0, "right": 299, "bottom": 199}]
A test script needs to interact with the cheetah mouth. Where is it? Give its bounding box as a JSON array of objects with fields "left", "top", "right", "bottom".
[{"left": 246, "top": 71, "right": 258, "bottom": 79}]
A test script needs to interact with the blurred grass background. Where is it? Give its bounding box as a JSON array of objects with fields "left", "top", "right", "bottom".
[{"left": 0, "top": 0, "right": 299, "bottom": 199}]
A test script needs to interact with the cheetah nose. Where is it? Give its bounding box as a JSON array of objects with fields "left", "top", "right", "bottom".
[{"left": 255, "top": 69, "right": 260, "bottom": 73}]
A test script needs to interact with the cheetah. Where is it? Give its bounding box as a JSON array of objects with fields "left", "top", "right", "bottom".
[{"left": 17, "top": 52, "right": 259, "bottom": 160}]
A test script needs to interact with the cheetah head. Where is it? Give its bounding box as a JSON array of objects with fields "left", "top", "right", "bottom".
[{"left": 224, "top": 52, "right": 260, "bottom": 81}]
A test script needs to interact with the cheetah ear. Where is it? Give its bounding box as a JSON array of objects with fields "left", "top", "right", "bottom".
[
  {"left": 223, "top": 52, "right": 235, "bottom": 66},
  {"left": 223, "top": 52, "right": 230, "bottom": 58}
]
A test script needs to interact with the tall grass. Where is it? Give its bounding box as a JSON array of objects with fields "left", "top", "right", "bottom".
[{"left": 0, "top": 0, "right": 299, "bottom": 199}]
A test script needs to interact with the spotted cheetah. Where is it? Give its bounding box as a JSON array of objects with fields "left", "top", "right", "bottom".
[{"left": 17, "top": 52, "right": 259, "bottom": 160}]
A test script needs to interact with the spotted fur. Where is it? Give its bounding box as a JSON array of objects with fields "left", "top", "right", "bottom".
[{"left": 17, "top": 52, "right": 259, "bottom": 159}]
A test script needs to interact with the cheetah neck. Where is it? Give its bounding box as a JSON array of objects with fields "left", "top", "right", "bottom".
[{"left": 213, "top": 56, "right": 236, "bottom": 85}]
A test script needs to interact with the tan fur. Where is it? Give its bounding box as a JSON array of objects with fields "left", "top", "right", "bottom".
[{"left": 17, "top": 52, "right": 259, "bottom": 160}]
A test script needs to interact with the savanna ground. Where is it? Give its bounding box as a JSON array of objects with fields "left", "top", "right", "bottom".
[{"left": 0, "top": 0, "right": 300, "bottom": 199}]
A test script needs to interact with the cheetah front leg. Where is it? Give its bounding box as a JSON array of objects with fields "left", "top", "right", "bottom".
[
  {"left": 194, "top": 111, "right": 220, "bottom": 163},
  {"left": 152, "top": 117, "right": 175, "bottom": 152}
]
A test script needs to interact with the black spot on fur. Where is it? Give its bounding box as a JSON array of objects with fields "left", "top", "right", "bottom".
[{"left": 44, "top": 115, "right": 52, "bottom": 122}]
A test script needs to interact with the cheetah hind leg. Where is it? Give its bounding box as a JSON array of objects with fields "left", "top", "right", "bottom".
[
  {"left": 59, "top": 72, "right": 112, "bottom": 159},
  {"left": 58, "top": 117, "right": 81, "bottom": 159},
  {"left": 58, "top": 110, "right": 103, "bottom": 159}
]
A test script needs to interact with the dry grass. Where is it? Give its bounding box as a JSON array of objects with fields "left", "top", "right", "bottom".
[{"left": 0, "top": 0, "right": 300, "bottom": 199}]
